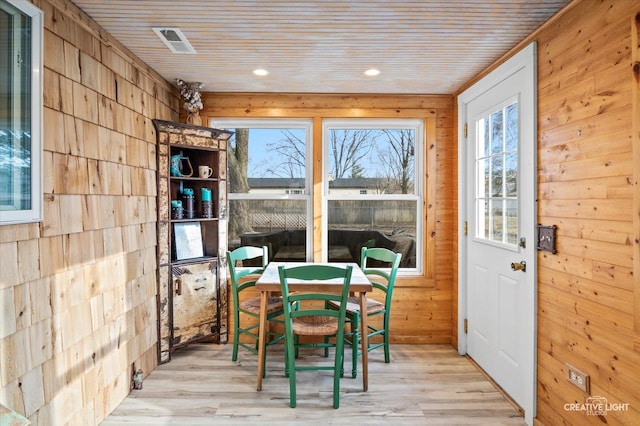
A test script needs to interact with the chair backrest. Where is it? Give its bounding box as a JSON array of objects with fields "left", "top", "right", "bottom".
[
  {"left": 227, "top": 245, "right": 269, "bottom": 295},
  {"left": 277, "top": 264, "right": 353, "bottom": 334},
  {"left": 360, "top": 247, "right": 401, "bottom": 307},
  {"left": 357, "top": 238, "right": 377, "bottom": 265}
]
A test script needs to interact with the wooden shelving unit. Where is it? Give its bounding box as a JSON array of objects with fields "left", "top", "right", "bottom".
[{"left": 153, "top": 119, "right": 231, "bottom": 363}]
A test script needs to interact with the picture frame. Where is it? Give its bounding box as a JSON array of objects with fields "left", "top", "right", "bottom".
[{"left": 173, "top": 222, "right": 204, "bottom": 260}]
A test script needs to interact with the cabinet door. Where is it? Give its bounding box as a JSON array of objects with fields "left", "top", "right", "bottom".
[{"left": 171, "top": 260, "right": 218, "bottom": 348}]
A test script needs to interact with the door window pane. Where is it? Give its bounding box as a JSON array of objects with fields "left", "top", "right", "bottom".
[
  {"left": 482, "top": 116, "right": 490, "bottom": 157},
  {"left": 505, "top": 103, "right": 518, "bottom": 151},
  {"left": 478, "top": 158, "right": 489, "bottom": 198},
  {"left": 490, "top": 200, "right": 503, "bottom": 241},
  {"left": 490, "top": 110, "right": 503, "bottom": 154},
  {"left": 491, "top": 156, "right": 503, "bottom": 197},
  {"left": 478, "top": 198, "right": 489, "bottom": 239},
  {"left": 505, "top": 152, "right": 518, "bottom": 197},
  {"left": 506, "top": 199, "right": 518, "bottom": 245}
]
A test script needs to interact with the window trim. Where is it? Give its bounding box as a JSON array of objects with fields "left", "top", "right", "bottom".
[{"left": 0, "top": 0, "right": 43, "bottom": 225}]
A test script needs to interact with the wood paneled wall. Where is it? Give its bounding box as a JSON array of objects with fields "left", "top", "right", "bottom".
[
  {"left": 0, "top": 0, "right": 178, "bottom": 423},
  {"left": 533, "top": 0, "right": 640, "bottom": 423},
  {"left": 633, "top": 5, "right": 640, "bottom": 350},
  {"left": 4, "top": 0, "right": 637, "bottom": 425},
  {"left": 201, "top": 93, "right": 456, "bottom": 345}
]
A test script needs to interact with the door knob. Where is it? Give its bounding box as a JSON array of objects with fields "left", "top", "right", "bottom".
[{"left": 511, "top": 261, "right": 526, "bottom": 272}]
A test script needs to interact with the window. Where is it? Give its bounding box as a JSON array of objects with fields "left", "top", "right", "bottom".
[
  {"left": 212, "top": 119, "right": 312, "bottom": 261},
  {"left": 475, "top": 100, "right": 519, "bottom": 246},
  {"left": 323, "top": 119, "right": 423, "bottom": 271},
  {"left": 0, "top": 0, "right": 42, "bottom": 225},
  {"left": 215, "top": 117, "right": 423, "bottom": 271}
]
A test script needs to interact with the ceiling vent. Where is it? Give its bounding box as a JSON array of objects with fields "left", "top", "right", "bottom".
[{"left": 152, "top": 27, "right": 197, "bottom": 54}]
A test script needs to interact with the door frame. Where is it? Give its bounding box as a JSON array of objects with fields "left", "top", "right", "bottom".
[{"left": 457, "top": 42, "right": 538, "bottom": 425}]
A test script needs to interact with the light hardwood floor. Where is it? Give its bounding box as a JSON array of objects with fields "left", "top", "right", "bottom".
[{"left": 102, "top": 344, "right": 525, "bottom": 425}]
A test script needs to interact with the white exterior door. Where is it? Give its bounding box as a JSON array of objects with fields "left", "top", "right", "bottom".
[{"left": 458, "top": 42, "right": 537, "bottom": 425}]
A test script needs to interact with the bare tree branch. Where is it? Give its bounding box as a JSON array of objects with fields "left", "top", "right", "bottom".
[
  {"left": 377, "top": 129, "right": 415, "bottom": 194},
  {"left": 265, "top": 129, "right": 305, "bottom": 178},
  {"left": 329, "top": 129, "right": 376, "bottom": 178}
]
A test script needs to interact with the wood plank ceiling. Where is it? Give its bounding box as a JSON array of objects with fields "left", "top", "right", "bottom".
[{"left": 70, "top": 0, "right": 571, "bottom": 94}]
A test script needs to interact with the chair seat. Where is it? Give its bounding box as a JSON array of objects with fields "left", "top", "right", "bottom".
[
  {"left": 329, "top": 297, "right": 385, "bottom": 315},
  {"left": 292, "top": 316, "right": 339, "bottom": 336},
  {"left": 241, "top": 296, "right": 283, "bottom": 315}
]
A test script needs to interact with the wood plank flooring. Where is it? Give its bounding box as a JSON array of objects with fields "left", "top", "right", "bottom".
[{"left": 102, "top": 344, "right": 525, "bottom": 425}]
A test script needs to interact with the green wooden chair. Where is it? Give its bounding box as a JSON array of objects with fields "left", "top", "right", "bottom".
[
  {"left": 227, "top": 246, "right": 284, "bottom": 367},
  {"left": 278, "top": 264, "right": 353, "bottom": 409},
  {"left": 328, "top": 247, "right": 401, "bottom": 378}
]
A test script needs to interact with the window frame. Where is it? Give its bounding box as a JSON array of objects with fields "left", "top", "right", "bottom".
[
  {"left": 0, "top": 0, "right": 43, "bottom": 225},
  {"left": 322, "top": 118, "right": 424, "bottom": 273},
  {"left": 211, "top": 118, "right": 314, "bottom": 259},
  {"left": 473, "top": 97, "right": 520, "bottom": 250}
]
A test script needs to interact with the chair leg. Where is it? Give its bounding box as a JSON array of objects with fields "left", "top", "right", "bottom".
[
  {"left": 383, "top": 335, "right": 390, "bottom": 363},
  {"left": 333, "top": 336, "right": 344, "bottom": 409},
  {"left": 283, "top": 339, "right": 289, "bottom": 378},
  {"left": 351, "top": 312, "right": 360, "bottom": 378},
  {"left": 232, "top": 313, "right": 240, "bottom": 361},
  {"left": 285, "top": 335, "right": 297, "bottom": 408},
  {"left": 383, "top": 313, "right": 390, "bottom": 363},
  {"left": 339, "top": 334, "right": 346, "bottom": 378},
  {"left": 323, "top": 302, "right": 330, "bottom": 357}
]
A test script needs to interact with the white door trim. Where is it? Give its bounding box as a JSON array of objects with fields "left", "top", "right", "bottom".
[{"left": 457, "top": 42, "right": 538, "bottom": 425}]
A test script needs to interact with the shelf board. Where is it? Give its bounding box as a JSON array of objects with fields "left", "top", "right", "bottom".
[
  {"left": 170, "top": 217, "right": 219, "bottom": 223},
  {"left": 169, "top": 176, "right": 221, "bottom": 182},
  {"left": 171, "top": 256, "right": 217, "bottom": 266}
]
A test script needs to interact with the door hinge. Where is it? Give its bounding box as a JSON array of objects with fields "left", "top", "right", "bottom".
[
  {"left": 464, "top": 123, "right": 468, "bottom": 138},
  {"left": 464, "top": 221, "right": 468, "bottom": 236},
  {"left": 464, "top": 319, "right": 468, "bottom": 334}
]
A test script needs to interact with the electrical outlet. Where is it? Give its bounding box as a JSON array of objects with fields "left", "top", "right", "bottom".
[{"left": 565, "top": 363, "right": 590, "bottom": 393}]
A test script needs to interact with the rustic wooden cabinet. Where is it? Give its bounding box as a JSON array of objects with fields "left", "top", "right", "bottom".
[{"left": 154, "top": 119, "right": 231, "bottom": 363}]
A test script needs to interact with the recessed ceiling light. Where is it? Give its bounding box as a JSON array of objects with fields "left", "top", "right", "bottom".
[
  {"left": 364, "top": 68, "right": 381, "bottom": 77},
  {"left": 253, "top": 68, "right": 269, "bottom": 76}
]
